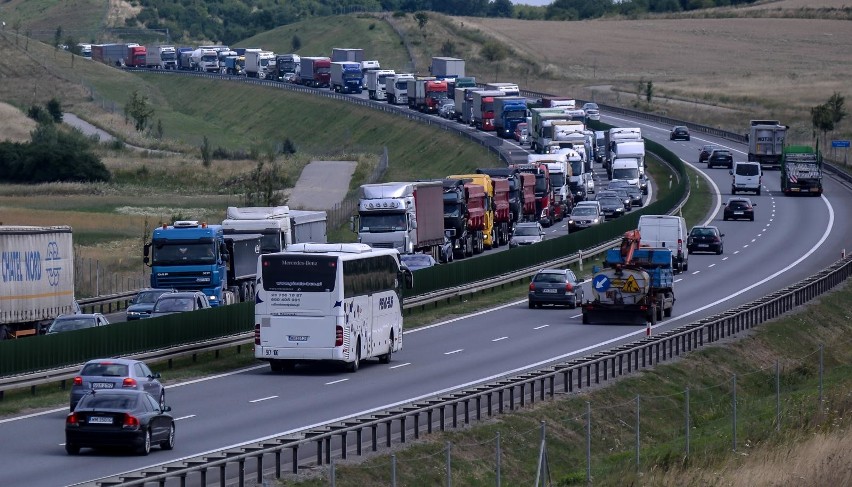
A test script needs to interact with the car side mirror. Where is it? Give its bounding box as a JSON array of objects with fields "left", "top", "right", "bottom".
[
  {"left": 752, "top": 203, "right": 757, "bottom": 207},
  {"left": 163, "top": 405, "right": 172, "bottom": 412},
  {"left": 720, "top": 233, "right": 725, "bottom": 237},
  {"left": 153, "top": 372, "right": 161, "bottom": 379},
  {"left": 729, "top": 170, "right": 733, "bottom": 175}
]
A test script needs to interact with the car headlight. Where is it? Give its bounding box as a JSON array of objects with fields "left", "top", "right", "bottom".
[
  {"left": 568, "top": 219, "right": 575, "bottom": 224},
  {"left": 592, "top": 218, "right": 599, "bottom": 223},
  {"left": 127, "top": 311, "right": 140, "bottom": 316}
]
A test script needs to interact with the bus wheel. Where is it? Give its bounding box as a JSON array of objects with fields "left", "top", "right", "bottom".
[
  {"left": 270, "top": 361, "right": 284, "bottom": 373},
  {"left": 347, "top": 340, "right": 361, "bottom": 372},
  {"left": 379, "top": 334, "right": 393, "bottom": 364}
]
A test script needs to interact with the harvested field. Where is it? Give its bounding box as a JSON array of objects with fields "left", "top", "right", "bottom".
[{"left": 0, "top": 102, "right": 36, "bottom": 142}]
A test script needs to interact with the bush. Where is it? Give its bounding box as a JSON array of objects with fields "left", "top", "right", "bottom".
[
  {"left": 46, "top": 98, "right": 63, "bottom": 123},
  {"left": 27, "top": 104, "right": 52, "bottom": 124},
  {"left": 0, "top": 123, "right": 110, "bottom": 183}
]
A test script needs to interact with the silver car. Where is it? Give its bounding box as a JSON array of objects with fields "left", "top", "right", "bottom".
[
  {"left": 568, "top": 205, "right": 602, "bottom": 232},
  {"left": 70, "top": 358, "right": 165, "bottom": 411},
  {"left": 150, "top": 291, "right": 211, "bottom": 318},
  {"left": 510, "top": 222, "right": 545, "bottom": 248}
]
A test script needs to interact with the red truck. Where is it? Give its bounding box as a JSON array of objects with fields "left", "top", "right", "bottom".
[
  {"left": 511, "top": 163, "right": 555, "bottom": 227},
  {"left": 92, "top": 43, "right": 145, "bottom": 67},
  {"left": 491, "top": 178, "right": 512, "bottom": 246},
  {"left": 518, "top": 173, "right": 537, "bottom": 223},
  {"left": 125, "top": 45, "right": 147, "bottom": 67},
  {"left": 299, "top": 57, "right": 332, "bottom": 88}
]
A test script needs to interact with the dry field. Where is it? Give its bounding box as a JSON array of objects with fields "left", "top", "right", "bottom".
[
  {"left": 0, "top": 102, "right": 36, "bottom": 142},
  {"left": 461, "top": 16, "right": 851, "bottom": 139}
]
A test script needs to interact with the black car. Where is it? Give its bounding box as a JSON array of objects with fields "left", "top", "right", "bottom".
[
  {"left": 699, "top": 145, "right": 716, "bottom": 164},
  {"left": 528, "top": 268, "right": 584, "bottom": 309},
  {"left": 670, "top": 126, "right": 690, "bottom": 141},
  {"left": 126, "top": 288, "right": 176, "bottom": 321},
  {"left": 606, "top": 187, "right": 632, "bottom": 210},
  {"left": 723, "top": 197, "right": 756, "bottom": 221},
  {"left": 596, "top": 194, "right": 626, "bottom": 219},
  {"left": 65, "top": 389, "right": 175, "bottom": 456},
  {"left": 707, "top": 149, "right": 733, "bottom": 169},
  {"left": 687, "top": 226, "right": 724, "bottom": 254},
  {"left": 608, "top": 180, "right": 643, "bottom": 207}
]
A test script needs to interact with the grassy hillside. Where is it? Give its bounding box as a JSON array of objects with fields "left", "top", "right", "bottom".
[
  {"left": 0, "top": 0, "right": 108, "bottom": 43},
  {"left": 238, "top": 15, "right": 412, "bottom": 72}
]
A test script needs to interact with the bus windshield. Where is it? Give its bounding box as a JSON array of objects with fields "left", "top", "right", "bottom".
[{"left": 261, "top": 255, "right": 337, "bottom": 292}]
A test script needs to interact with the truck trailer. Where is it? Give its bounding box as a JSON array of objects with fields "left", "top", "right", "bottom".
[
  {"left": 442, "top": 178, "right": 486, "bottom": 258},
  {"left": 0, "top": 226, "right": 75, "bottom": 339},
  {"left": 780, "top": 145, "right": 823, "bottom": 195},
  {"left": 331, "top": 48, "right": 364, "bottom": 63},
  {"left": 365, "top": 69, "right": 396, "bottom": 100},
  {"left": 355, "top": 182, "right": 445, "bottom": 259},
  {"left": 431, "top": 57, "right": 465, "bottom": 78},
  {"left": 748, "top": 120, "right": 787, "bottom": 169},
  {"left": 144, "top": 45, "right": 177, "bottom": 69},
  {"left": 222, "top": 206, "right": 327, "bottom": 254}
]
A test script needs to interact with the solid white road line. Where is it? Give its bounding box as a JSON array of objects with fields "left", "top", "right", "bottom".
[
  {"left": 325, "top": 379, "right": 349, "bottom": 386},
  {"left": 389, "top": 363, "right": 410, "bottom": 369},
  {"left": 249, "top": 395, "right": 278, "bottom": 403}
]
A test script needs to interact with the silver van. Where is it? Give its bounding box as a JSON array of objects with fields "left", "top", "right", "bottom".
[
  {"left": 731, "top": 161, "right": 762, "bottom": 195},
  {"left": 638, "top": 215, "right": 689, "bottom": 273}
]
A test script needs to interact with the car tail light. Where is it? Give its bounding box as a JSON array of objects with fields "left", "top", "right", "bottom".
[
  {"left": 565, "top": 283, "right": 574, "bottom": 292},
  {"left": 335, "top": 325, "right": 344, "bottom": 347},
  {"left": 254, "top": 323, "right": 261, "bottom": 345},
  {"left": 122, "top": 378, "right": 137, "bottom": 388},
  {"left": 66, "top": 413, "right": 80, "bottom": 427},
  {"left": 73, "top": 376, "right": 83, "bottom": 386},
  {"left": 529, "top": 282, "right": 535, "bottom": 291},
  {"left": 677, "top": 238, "right": 683, "bottom": 253},
  {"left": 123, "top": 414, "right": 140, "bottom": 429}
]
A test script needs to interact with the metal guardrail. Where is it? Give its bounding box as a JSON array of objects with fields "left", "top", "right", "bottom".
[{"left": 87, "top": 254, "right": 852, "bottom": 486}]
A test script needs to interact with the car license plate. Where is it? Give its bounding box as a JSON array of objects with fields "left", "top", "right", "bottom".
[
  {"left": 698, "top": 244, "right": 708, "bottom": 248},
  {"left": 542, "top": 289, "right": 558, "bottom": 294},
  {"left": 734, "top": 211, "right": 744, "bottom": 215},
  {"left": 91, "top": 382, "right": 114, "bottom": 389},
  {"left": 88, "top": 416, "right": 113, "bottom": 424}
]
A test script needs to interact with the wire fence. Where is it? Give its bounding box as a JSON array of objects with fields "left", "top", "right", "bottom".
[{"left": 305, "top": 340, "right": 851, "bottom": 487}]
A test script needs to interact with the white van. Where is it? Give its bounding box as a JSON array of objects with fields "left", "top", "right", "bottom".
[
  {"left": 731, "top": 161, "right": 762, "bottom": 195},
  {"left": 638, "top": 215, "right": 688, "bottom": 273},
  {"left": 610, "top": 158, "right": 641, "bottom": 187}
]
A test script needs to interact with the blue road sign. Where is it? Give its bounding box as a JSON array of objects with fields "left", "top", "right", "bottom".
[
  {"left": 832, "top": 140, "right": 850, "bottom": 148},
  {"left": 592, "top": 274, "right": 611, "bottom": 292}
]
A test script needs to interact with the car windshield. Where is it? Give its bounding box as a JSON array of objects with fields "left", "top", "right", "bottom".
[
  {"left": 713, "top": 151, "right": 732, "bottom": 158},
  {"left": 515, "top": 226, "right": 540, "bottom": 236},
  {"left": 77, "top": 394, "right": 138, "bottom": 410},
  {"left": 612, "top": 168, "right": 639, "bottom": 180},
  {"left": 736, "top": 165, "right": 760, "bottom": 176},
  {"left": 728, "top": 201, "right": 751, "bottom": 209},
  {"left": 81, "top": 363, "right": 129, "bottom": 377},
  {"left": 48, "top": 318, "right": 96, "bottom": 333},
  {"left": 584, "top": 103, "right": 598, "bottom": 110},
  {"left": 599, "top": 197, "right": 622, "bottom": 207},
  {"left": 401, "top": 255, "right": 434, "bottom": 270},
  {"left": 154, "top": 297, "right": 194, "bottom": 312},
  {"left": 133, "top": 291, "right": 168, "bottom": 304},
  {"left": 572, "top": 207, "right": 596, "bottom": 216},
  {"left": 691, "top": 228, "right": 716, "bottom": 237},
  {"left": 534, "top": 272, "right": 565, "bottom": 283}
]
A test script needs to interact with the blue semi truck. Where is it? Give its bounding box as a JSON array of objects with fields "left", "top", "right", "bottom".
[
  {"left": 493, "top": 96, "right": 528, "bottom": 139},
  {"left": 143, "top": 221, "right": 261, "bottom": 306},
  {"left": 330, "top": 61, "right": 363, "bottom": 94}
]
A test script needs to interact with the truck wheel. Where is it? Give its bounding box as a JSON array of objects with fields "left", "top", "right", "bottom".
[
  {"left": 663, "top": 306, "right": 673, "bottom": 318},
  {"left": 656, "top": 305, "right": 663, "bottom": 322}
]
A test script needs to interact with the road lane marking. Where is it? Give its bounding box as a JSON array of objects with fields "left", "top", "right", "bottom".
[
  {"left": 708, "top": 264, "right": 716, "bottom": 268},
  {"left": 722, "top": 257, "right": 729, "bottom": 260},
  {"left": 325, "top": 379, "right": 349, "bottom": 385},
  {"left": 751, "top": 238, "right": 756, "bottom": 242},
  {"left": 389, "top": 363, "right": 410, "bottom": 369},
  {"left": 174, "top": 415, "right": 196, "bottom": 421},
  {"left": 534, "top": 324, "right": 549, "bottom": 330},
  {"left": 492, "top": 336, "right": 508, "bottom": 342},
  {"left": 444, "top": 349, "right": 464, "bottom": 355},
  {"left": 249, "top": 396, "right": 278, "bottom": 403},
  {"left": 692, "top": 271, "right": 700, "bottom": 275},
  {"left": 734, "top": 251, "right": 740, "bottom": 254},
  {"left": 744, "top": 245, "right": 749, "bottom": 248},
  {"left": 675, "top": 278, "right": 683, "bottom": 283}
]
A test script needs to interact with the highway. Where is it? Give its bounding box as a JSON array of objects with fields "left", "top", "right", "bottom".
[{"left": 2, "top": 88, "right": 849, "bottom": 486}]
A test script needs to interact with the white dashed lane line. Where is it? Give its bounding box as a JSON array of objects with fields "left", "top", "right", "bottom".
[
  {"left": 708, "top": 264, "right": 716, "bottom": 268},
  {"left": 734, "top": 251, "right": 740, "bottom": 254},
  {"left": 444, "top": 349, "right": 464, "bottom": 355},
  {"left": 534, "top": 324, "right": 549, "bottom": 330},
  {"left": 325, "top": 379, "right": 349, "bottom": 386},
  {"left": 389, "top": 363, "right": 410, "bottom": 369},
  {"left": 675, "top": 278, "right": 683, "bottom": 283},
  {"left": 722, "top": 257, "right": 729, "bottom": 261},
  {"left": 492, "top": 336, "right": 508, "bottom": 342},
  {"left": 692, "top": 271, "right": 700, "bottom": 275},
  {"left": 249, "top": 395, "right": 278, "bottom": 403}
]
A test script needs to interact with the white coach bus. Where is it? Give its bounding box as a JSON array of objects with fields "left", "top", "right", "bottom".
[{"left": 255, "top": 243, "right": 413, "bottom": 373}]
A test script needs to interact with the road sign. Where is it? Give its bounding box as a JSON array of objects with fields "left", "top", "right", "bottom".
[
  {"left": 592, "top": 274, "right": 610, "bottom": 292},
  {"left": 832, "top": 140, "right": 850, "bottom": 148}
]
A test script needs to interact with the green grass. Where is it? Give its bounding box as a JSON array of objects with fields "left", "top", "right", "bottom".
[
  {"left": 681, "top": 163, "right": 715, "bottom": 227},
  {"left": 2, "top": 0, "right": 106, "bottom": 41}
]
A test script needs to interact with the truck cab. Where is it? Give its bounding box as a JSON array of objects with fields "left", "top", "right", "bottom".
[{"left": 387, "top": 74, "right": 414, "bottom": 105}]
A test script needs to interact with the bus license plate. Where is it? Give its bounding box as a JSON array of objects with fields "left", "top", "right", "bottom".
[{"left": 288, "top": 335, "right": 308, "bottom": 342}]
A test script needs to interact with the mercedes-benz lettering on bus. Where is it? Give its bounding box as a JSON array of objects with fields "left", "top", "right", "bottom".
[{"left": 255, "top": 243, "right": 413, "bottom": 373}]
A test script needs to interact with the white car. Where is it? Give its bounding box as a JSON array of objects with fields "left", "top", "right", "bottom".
[{"left": 583, "top": 102, "right": 601, "bottom": 121}]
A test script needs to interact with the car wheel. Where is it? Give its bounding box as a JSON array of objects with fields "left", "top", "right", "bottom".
[
  {"left": 528, "top": 300, "right": 534, "bottom": 309},
  {"left": 687, "top": 248, "right": 693, "bottom": 255},
  {"left": 750, "top": 215, "right": 755, "bottom": 221},
  {"left": 569, "top": 300, "right": 577, "bottom": 310},
  {"left": 707, "top": 163, "right": 712, "bottom": 168},
  {"left": 379, "top": 333, "right": 394, "bottom": 364},
  {"left": 723, "top": 216, "right": 728, "bottom": 221},
  {"left": 158, "top": 390, "right": 166, "bottom": 411},
  {"left": 757, "top": 188, "right": 761, "bottom": 196},
  {"left": 686, "top": 136, "right": 690, "bottom": 141},
  {"left": 731, "top": 187, "right": 737, "bottom": 195},
  {"left": 717, "top": 246, "right": 723, "bottom": 255},
  {"left": 65, "top": 443, "right": 80, "bottom": 455},
  {"left": 160, "top": 423, "right": 175, "bottom": 450},
  {"left": 138, "top": 429, "right": 151, "bottom": 456},
  {"left": 347, "top": 340, "right": 361, "bottom": 372},
  {"left": 270, "top": 360, "right": 284, "bottom": 373},
  {"left": 582, "top": 313, "right": 589, "bottom": 324}
]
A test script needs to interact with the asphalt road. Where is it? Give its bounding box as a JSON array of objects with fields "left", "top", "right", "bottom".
[{"left": 4, "top": 83, "right": 849, "bottom": 487}]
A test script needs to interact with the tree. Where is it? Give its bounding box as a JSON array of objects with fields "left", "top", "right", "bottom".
[
  {"left": 291, "top": 34, "right": 301, "bottom": 51},
  {"left": 54, "top": 26, "right": 62, "bottom": 49},
  {"left": 46, "top": 98, "right": 63, "bottom": 123},
  {"left": 646, "top": 80, "right": 654, "bottom": 104},
  {"left": 481, "top": 41, "right": 508, "bottom": 81},
  {"left": 811, "top": 103, "right": 833, "bottom": 149},
  {"left": 414, "top": 11, "right": 428, "bottom": 29},
  {"left": 488, "top": 0, "right": 514, "bottom": 17},
  {"left": 200, "top": 136, "right": 212, "bottom": 167},
  {"left": 124, "top": 91, "right": 154, "bottom": 132},
  {"left": 825, "top": 92, "right": 847, "bottom": 128}
]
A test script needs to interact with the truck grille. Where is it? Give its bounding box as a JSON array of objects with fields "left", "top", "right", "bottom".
[{"left": 371, "top": 243, "right": 394, "bottom": 249}]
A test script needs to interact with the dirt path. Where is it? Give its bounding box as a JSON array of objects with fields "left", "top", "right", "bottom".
[{"left": 286, "top": 160, "right": 357, "bottom": 210}]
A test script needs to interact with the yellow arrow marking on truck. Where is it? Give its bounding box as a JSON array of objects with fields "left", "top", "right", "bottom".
[{"left": 622, "top": 275, "right": 640, "bottom": 293}]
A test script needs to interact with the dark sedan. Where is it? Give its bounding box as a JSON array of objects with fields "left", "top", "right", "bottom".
[
  {"left": 707, "top": 149, "right": 734, "bottom": 169},
  {"left": 126, "top": 288, "right": 176, "bottom": 321},
  {"left": 528, "top": 268, "right": 584, "bottom": 309},
  {"left": 699, "top": 145, "right": 716, "bottom": 164},
  {"left": 608, "top": 180, "right": 643, "bottom": 206},
  {"left": 65, "top": 389, "right": 175, "bottom": 456},
  {"left": 596, "top": 194, "right": 626, "bottom": 220},
  {"left": 670, "top": 126, "right": 690, "bottom": 141},
  {"left": 687, "top": 226, "right": 724, "bottom": 254},
  {"left": 723, "top": 197, "right": 756, "bottom": 221}
]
